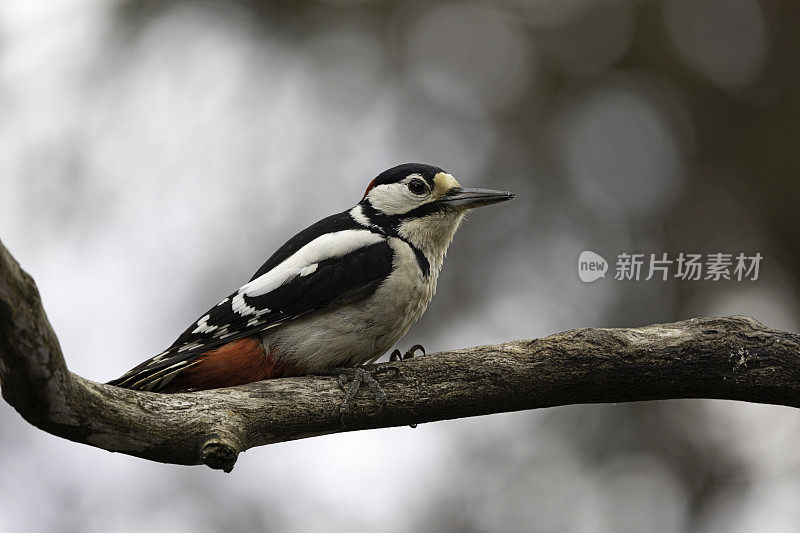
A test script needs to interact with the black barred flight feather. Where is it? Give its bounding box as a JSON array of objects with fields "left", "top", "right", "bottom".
[{"left": 108, "top": 214, "right": 394, "bottom": 390}]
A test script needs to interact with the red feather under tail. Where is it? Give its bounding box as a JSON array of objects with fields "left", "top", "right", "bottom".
[{"left": 163, "top": 337, "right": 301, "bottom": 392}]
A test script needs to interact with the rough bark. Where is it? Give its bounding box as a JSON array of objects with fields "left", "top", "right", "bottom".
[{"left": 1, "top": 238, "right": 799, "bottom": 473}]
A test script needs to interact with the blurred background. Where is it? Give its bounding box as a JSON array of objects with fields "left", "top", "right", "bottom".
[{"left": 2, "top": 0, "right": 800, "bottom": 531}]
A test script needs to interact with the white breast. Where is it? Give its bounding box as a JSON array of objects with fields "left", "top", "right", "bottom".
[{"left": 262, "top": 237, "right": 439, "bottom": 372}]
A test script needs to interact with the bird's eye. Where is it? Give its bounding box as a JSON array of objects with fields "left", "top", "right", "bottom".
[{"left": 408, "top": 178, "right": 428, "bottom": 195}]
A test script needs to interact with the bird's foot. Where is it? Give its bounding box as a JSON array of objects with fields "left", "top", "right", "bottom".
[
  {"left": 389, "top": 344, "right": 425, "bottom": 362},
  {"left": 331, "top": 366, "right": 399, "bottom": 428},
  {"left": 387, "top": 345, "right": 424, "bottom": 430}
]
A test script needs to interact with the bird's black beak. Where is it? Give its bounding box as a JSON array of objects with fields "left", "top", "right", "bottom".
[{"left": 438, "top": 187, "right": 515, "bottom": 209}]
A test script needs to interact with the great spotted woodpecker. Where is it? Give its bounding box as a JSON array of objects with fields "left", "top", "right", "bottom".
[{"left": 109, "top": 164, "right": 513, "bottom": 417}]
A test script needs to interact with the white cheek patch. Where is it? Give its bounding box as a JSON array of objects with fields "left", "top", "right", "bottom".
[
  {"left": 368, "top": 183, "right": 419, "bottom": 215},
  {"left": 367, "top": 172, "right": 462, "bottom": 213},
  {"left": 368, "top": 178, "right": 439, "bottom": 215}
]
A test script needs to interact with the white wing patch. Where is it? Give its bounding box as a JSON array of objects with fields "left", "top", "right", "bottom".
[
  {"left": 242, "top": 229, "right": 384, "bottom": 298},
  {"left": 178, "top": 342, "right": 204, "bottom": 353},
  {"left": 191, "top": 314, "right": 217, "bottom": 334},
  {"left": 147, "top": 229, "right": 386, "bottom": 365},
  {"left": 232, "top": 293, "right": 271, "bottom": 317},
  {"left": 150, "top": 350, "right": 169, "bottom": 362},
  {"left": 299, "top": 264, "right": 318, "bottom": 277}
]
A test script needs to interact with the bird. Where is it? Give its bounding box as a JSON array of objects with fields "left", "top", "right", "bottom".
[{"left": 108, "top": 163, "right": 514, "bottom": 418}]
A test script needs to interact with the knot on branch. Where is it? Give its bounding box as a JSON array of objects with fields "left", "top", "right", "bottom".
[{"left": 200, "top": 435, "right": 240, "bottom": 473}]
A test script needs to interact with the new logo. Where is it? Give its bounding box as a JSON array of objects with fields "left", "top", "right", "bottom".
[{"left": 578, "top": 251, "right": 608, "bottom": 283}]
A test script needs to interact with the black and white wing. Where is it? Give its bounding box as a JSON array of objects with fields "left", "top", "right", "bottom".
[{"left": 109, "top": 214, "right": 393, "bottom": 389}]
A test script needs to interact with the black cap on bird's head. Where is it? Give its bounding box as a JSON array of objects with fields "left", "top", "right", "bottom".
[{"left": 360, "top": 163, "right": 514, "bottom": 218}]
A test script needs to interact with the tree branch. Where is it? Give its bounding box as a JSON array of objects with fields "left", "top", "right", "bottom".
[{"left": 2, "top": 239, "right": 799, "bottom": 473}]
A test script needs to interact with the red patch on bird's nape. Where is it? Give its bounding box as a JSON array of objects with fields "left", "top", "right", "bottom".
[
  {"left": 362, "top": 177, "right": 379, "bottom": 200},
  {"left": 166, "top": 337, "right": 302, "bottom": 392}
]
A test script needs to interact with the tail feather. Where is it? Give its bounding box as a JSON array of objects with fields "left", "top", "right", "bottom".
[
  {"left": 107, "top": 337, "right": 301, "bottom": 393},
  {"left": 106, "top": 357, "right": 197, "bottom": 391}
]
